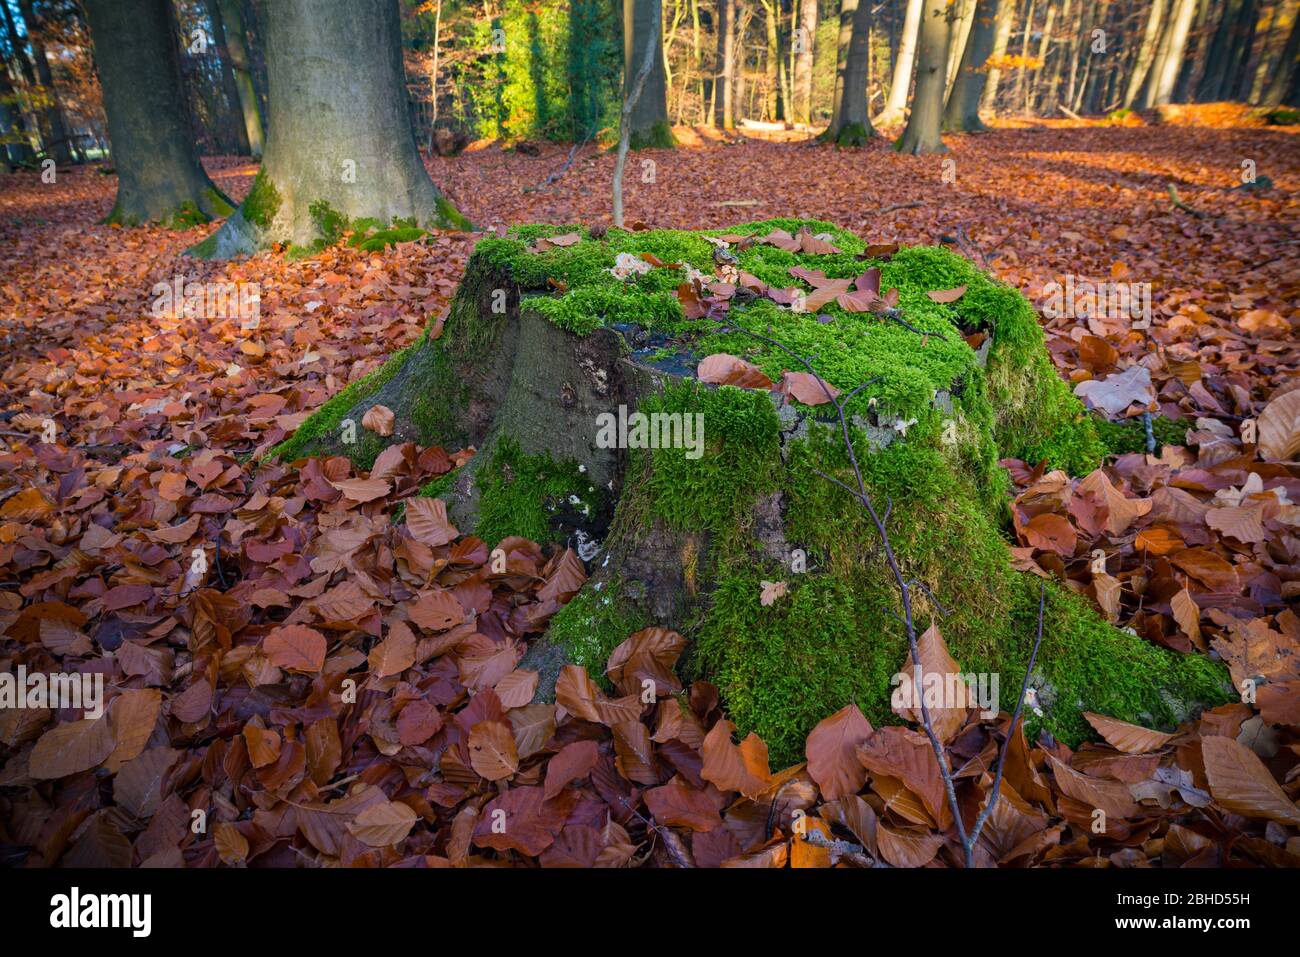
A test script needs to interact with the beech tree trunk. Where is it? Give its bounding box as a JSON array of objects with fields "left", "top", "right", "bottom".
[
  {"left": 18, "top": 0, "right": 72, "bottom": 165},
  {"left": 1143, "top": 0, "right": 1197, "bottom": 107},
  {"left": 943, "top": 0, "right": 999, "bottom": 131},
  {"left": 823, "top": 0, "right": 875, "bottom": 143},
  {"left": 1124, "top": 0, "right": 1167, "bottom": 107},
  {"left": 878, "top": 0, "right": 924, "bottom": 123},
  {"left": 624, "top": 0, "right": 674, "bottom": 147},
  {"left": 214, "top": 0, "right": 264, "bottom": 158},
  {"left": 206, "top": 0, "right": 253, "bottom": 156},
  {"left": 192, "top": 0, "right": 466, "bottom": 259},
  {"left": 896, "top": 0, "right": 952, "bottom": 153},
  {"left": 1261, "top": 11, "right": 1300, "bottom": 106},
  {"left": 83, "top": 0, "right": 234, "bottom": 226},
  {"left": 793, "top": 0, "right": 817, "bottom": 123},
  {"left": 979, "top": 0, "right": 1017, "bottom": 111}
]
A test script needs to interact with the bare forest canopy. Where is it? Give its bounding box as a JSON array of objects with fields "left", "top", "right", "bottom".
[{"left": 2, "top": 0, "right": 1299, "bottom": 168}]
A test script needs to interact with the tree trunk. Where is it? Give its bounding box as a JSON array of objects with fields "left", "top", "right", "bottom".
[
  {"left": 82, "top": 0, "right": 233, "bottom": 226},
  {"left": 1026, "top": 0, "right": 1055, "bottom": 113},
  {"left": 1261, "top": 9, "right": 1300, "bottom": 106},
  {"left": 1143, "top": 0, "right": 1197, "bottom": 107},
  {"left": 18, "top": 0, "right": 73, "bottom": 165},
  {"left": 203, "top": 0, "right": 252, "bottom": 156},
  {"left": 878, "top": 0, "right": 924, "bottom": 124},
  {"left": 943, "top": 0, "right": 1000, "bottom": 131},
  {"left": 1010, "top": 0, "right": 1035, "bottom": 113},
  {"left": 0, "top": 51, "right": 37, "bottom": 168},
  {"left": 1124, "top": 0, "right": 1167, "bottom": 107},
  {"left": 214, "top": 0, "right": 263, "bottom": 157},
  {"left": 979, "top": 0, "right": 1017, "bottom": 111},
  {"left": 625, "top": 0, "right": 674, "bottom": 147},
  {"left": 714, "top": 0, "right": 735, "bottom": 127},
  {"left": 274, "top": 221, "right": 1231, "bottom": 765},
  {"left": 1038, "top": 0, "right": 1070, "bottom": 113},
  {"left": 896, "top": 0, "right": 952, "bottom": 153},
  {"left": 945, "top": 0, "right": 977, "bottom": 101},
  {"left": 190, "top": 0, "right": 466, "bottom": 259},
  {"left": 793, "top": 0, "right": 817, "bottom": 123},
  {"left": 823, "top": 0, "right": 875, "bottom": 143}
]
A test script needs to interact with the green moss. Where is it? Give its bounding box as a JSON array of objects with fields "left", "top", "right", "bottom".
[
  {"left": 241, "top": 171, "right": 281, "bottom": 229},
  {"left": 186, "top": 230, "right": 219, "bottom": 258},
  {"left": 628, "top": 120, "right": 676, "bottom": 150},
  {"left": 829, "top": 122, "right": 874, "bottom": 147},
  {"left": 635, "top": 382, "right": 782, "bottom": 545},
  {"left": 473, "top": 435, "right": 604, "bottom": 545},
  {"left": 268, "top": 335, "right": 426, "bottom": 464},
  {"left": 545, "top": 580, "right": 650, "bottom": 686},
  {"left": 166, "top": 201, "right": 209, "bottom": 229},
  {"left": 206, "top": 188, "right": 235, "bottom": 218},
  {"left": 1095, "top": 415, "right": 1189, "bottom": 457},
  {"left": 434, "top": 195, "right": 473, "bottom": 231}
]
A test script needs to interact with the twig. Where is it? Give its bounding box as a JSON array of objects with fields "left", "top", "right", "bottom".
[
  {"left": 619, "top": 796, "right": 695, "bottom": 868},
  {"left": 711, "top": 323, "right": 1050, "bottom": 868},
  {"left": 612, "top": 3, "right": 661, "bottom": 228},
  {"left": 1167, "top": 183, "right": 1205, "bottom": 218},
  {"left": 875, "top": 201, "right": 922, "bottom": 215}
]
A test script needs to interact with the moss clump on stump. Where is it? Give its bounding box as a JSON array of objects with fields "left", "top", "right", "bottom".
[{"left": 275, "top": 219, "right": 1230, "bottom": 764}]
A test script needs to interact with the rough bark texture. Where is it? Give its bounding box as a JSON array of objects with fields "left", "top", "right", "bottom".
[
  {"left": 943, "top": 0, "right": 999, "bottom": 131},
  {"left": 896, "top": 0, "right": 952, "bottom": 153},
  {"left": 822, "top": 0, "right": 876, "bottom": 144},
  {"left": 624, "top": 0, "right": 674, "bottom": 148},
  {"left": 878, "top": 0, "right": 925, "bottom": 124},
  {"left": 83, "top": 0, "right": 234, "bottom": 226},
  {"left": 275, "top": 220, "right": 1231, "bottom": 764},
  {"left": 192, "top": 0, "right": 466, "bottom": 259}
]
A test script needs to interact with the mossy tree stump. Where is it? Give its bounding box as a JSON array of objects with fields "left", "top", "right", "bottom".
[{"left": 279, "top": 218, "right": 1228, "bottom": 763}]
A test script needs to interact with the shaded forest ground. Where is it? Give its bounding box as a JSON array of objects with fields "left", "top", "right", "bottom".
[{"left": 0, "top": 113, "right": 1298, "bottom": 867}]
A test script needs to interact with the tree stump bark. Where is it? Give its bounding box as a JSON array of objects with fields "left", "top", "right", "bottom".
[{"left": 278, "top": 219, "right": 1229, "bottom": 763}]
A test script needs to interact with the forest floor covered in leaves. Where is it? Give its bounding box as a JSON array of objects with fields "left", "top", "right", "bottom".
[{"left": 0, "top": 112, "right": 1298, "bottom": 867}]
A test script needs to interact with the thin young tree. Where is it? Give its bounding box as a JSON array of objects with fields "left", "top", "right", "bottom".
[
  {"left": 978, "top": 0, "right": 1017, "bottom": 111},
  {"left": 624, "top": 0, "right": 675, "bottom": 147},
  {"left": 17, "top": 0, "right": 73, "bottom": 164},
  {"left": 192, "top": 0, "right": 467, "bottom": 259},
  {"left": 793, "top": 0, "right": 818, "bottom": 124},
  {"left": 822, "top": 0, "right": 875, "bottom": 143},
  {"left": 615, "top": 0, "right": 662, "bottom": 225},
  {"left": 83, "top": 0, "right": 234, "bottom": 226},
  {"left": 943, "top": 0, "right": 1001, "bottom": 131},
  {"left": 876, "top": 0, "right": 924, "bottom": 125},
  {"left": 896, "top": 0, "right": 953, "bottom": 153},
  {"left": 714, "top": 0, "right": 736, "bottom": 127}
]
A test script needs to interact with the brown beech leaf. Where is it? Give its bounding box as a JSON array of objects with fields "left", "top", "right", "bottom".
[
  {"left": 876, "top": 822, "right": 944, "bottom": 867},
  {"left": 328, "top": 477, "right": 391, "bottom": 503},
  {"left": 700, "top": 719, "right": 771, "bottom": 799},
  {"left": 468, "top": 720, "right": 520, "bottom": 781},
  {"left": 695, "top": 353, "right": 774, "bottom": 389},
  {"left": 759, "top": 580, "right": 787, "bottom": 606},
  {"left": 405, "top": 496, "right": 459, "bottom": 547},
  {"left": 892, "top": 624, "right": 970, "bottom": 743},
  {"left": 361, "top": 404, "right": 395, "bottom": 436},
  {"left": 806, "top": 704, "right": 874, "bottom": 800},
  {"left": 30, "top": 715, "right": 115, "bottom": 779},
  {"left": 347, "top": 798, "right": 418, "bottom": 846},
  {"left": 368, "top": 621, "right": 416, "bottom": 677},
  {"left": 1083, "top": 712, "right": 1175, "bottom": 754},
  {"left": 926, "top": 284, "right": 967, "bottom": 303},
  {"left": 779, "top": 370, "right": 839, "bottom": 406},
  {"left": 1256, "top": 388, "right": 1300, "bottom": 462},
  {"left": 1200, "top": 734, "right": 1300, "bottom": 825},
  {"left": 263, "top": 624, "right": 327, "bottom": 673}
]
